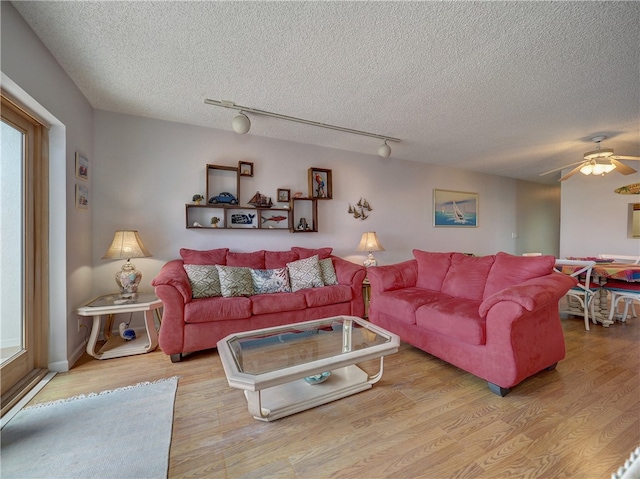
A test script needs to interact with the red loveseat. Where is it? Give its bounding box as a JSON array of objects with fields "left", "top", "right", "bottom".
[
  {"left": 152, "top": 247, "right": 366, "bottom": 362},
  {"left": 367, "top": 251, "right": 577, "bottom": 396}
]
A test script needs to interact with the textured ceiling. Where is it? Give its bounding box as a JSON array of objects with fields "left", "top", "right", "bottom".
[{"left": 12, "top": 1, "right": 640, "bottom": 184}]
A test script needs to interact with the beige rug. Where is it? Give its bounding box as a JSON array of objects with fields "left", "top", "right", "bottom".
[{"left": 1, "top": 376, "right": 178, "bottom": 479}]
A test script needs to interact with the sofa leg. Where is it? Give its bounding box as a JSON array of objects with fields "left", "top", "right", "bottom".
[
  {"left": 170, "top": 353, "right": 182, "bottom": 363},
  {"left": 545, "top": 362, "right": 558, "bottom": 371},
  {"left": 488, "top": 382, "right": 511, "bottom": 397}
]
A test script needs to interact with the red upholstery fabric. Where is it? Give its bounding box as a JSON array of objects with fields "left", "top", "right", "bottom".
[
  {"left": 251, "top": 292, "right": 306, "bottom": 315},
  {"left": 179, "top": 247, "right": 228, "bottom": 265},
  {"left": 291, "top": 246, "right": 333, "bottom": 260},
  {"left": 416, "top": 298, "right": 485, "bottom": 345},
  {"left": 303, "top": 284, "right": 352, "bottom": 308},
  {"left": 264, "top": 250, "right": 299, "bottom": 269},
  {"left": 413, "top": 250, "right": 453, "bottom": 291},
  {"left": 441, "top": 253, "right": 495, "bottom": 301},
  {"left": 150, "top": 259, "right": 192, "bottom": 303},
  {"left": 226, "top": 250, "right": 266, "bottom": 268},
  {"left": 484, "top": 252, "right": 555, "bottom": 299},
  {"left": 367, "top": 260, "right": 418, "bottom": 295},
  {"left": 184, "top": 296, "right": 251, "bottom": 323},
  {"left": 373, "top": 288, "right": 451, "bottom": 325}
]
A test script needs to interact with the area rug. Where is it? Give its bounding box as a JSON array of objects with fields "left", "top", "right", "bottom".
[{"left": 1, "top": 376, "right": 179, "bottom": 479}]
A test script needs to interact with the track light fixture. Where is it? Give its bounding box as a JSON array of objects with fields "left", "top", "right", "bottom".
[
  {"left": 205, "top": 99, "right": 400, "bottom": 157},
  {"left": 378, "top": 140, "right": 391, "bottom": 158},
  {"left": 232, "top": 112, "right": 251, "bottom": 134}
]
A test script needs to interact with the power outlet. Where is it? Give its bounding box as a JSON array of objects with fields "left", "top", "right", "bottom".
[{"left": 77, "top": 319, "right": 82, "bottom": 333}]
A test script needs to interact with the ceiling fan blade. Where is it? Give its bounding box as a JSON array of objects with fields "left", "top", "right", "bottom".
[
  {"left": 558, "top": 164, "right": 584, "bottom": 181},
  {"left": 612, "top": 155, "right": 640, "bottom": 161},
  {"left": 539, "top": 160, "right": 586, "bottom": 176},
  {"left": 611, "top": 159, "right": 638, "bottom": 175}
]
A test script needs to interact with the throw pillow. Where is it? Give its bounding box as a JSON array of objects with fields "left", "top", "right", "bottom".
[
  {"left": 216, "top": 265, "right": 253, "bottom": 297},
  {"left": 319, "top": 258, "right": 338, "bottom": 285},
  {"left": 179, "top": 247, "right": 228, "bottom": 265},
  {"left": 287, "top": 255, "right": 324, "bottom": 292},
  {"left": 183, "top": 264, "right": 222, "bottom": 298},
  {"left": 251, "top": 268, "right": 292, "bottom": 294}
]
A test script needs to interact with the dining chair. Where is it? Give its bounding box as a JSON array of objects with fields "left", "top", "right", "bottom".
[
  {"left": 598, "top": 254, "right": 640, "bottom": 322},
  {"left": 554, "top": 259, "right": 599, "bottom": 331}
]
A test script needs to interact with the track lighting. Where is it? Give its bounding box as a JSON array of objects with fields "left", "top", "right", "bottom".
[
  {"left": 232, "top": 112, "right": 251, "bottom": 134},
  {"left": 205, "top": 99, "right": 400, "bottom": 156},
  {"left": 378, "top": 140, "right": 391, "bottom": 158}
]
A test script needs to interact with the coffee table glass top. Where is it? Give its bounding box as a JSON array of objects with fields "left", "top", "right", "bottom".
[
  {"left": 84, "top": 292, "right": 158, "bottom": 308},
  {"left": 227, "top": 316, "right": 392, "bottom": 375}
]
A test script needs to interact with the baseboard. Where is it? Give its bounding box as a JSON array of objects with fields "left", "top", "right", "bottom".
[{"left": 49, "top": 340, "right": 86, "bottom": 372}]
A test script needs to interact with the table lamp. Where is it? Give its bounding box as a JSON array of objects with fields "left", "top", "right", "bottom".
[
  {"left": 356, "top": 231, "right": 384, "bottom": 267},
  {"left": 102, "top": 230, "right": 152, "bottom": 297}
]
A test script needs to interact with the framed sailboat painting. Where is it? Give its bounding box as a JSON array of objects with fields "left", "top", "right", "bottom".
[{"left": 433, "top": 189, "right": 478, "bottom": 227}]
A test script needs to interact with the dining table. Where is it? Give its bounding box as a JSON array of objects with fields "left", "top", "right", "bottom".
[{"left": 563, "top": 259, "right": 640, "bottom": 327}]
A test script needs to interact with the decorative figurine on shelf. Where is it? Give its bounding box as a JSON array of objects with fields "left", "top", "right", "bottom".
[
  {"left": 315, "top": 173, "right": 326, "bottom": 198},
  {"left": 297, "top": 217, "right": 309, "bottom": 230},
  {"left": 192, "top": 194, "right": 204, "bottom": 205},
  {"left": 193, "top": 222, "right": 203, "bottom": 227},
  {"left": 211, "top": 216, "right": 221, "bottom": 228},
  {"left": 293, "top": 191, "right": 304, "bottom": 198}
]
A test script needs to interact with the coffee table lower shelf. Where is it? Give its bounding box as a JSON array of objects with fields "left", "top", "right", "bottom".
[{"left": 245, "top": 365, "right": 370, "bottom": 422}]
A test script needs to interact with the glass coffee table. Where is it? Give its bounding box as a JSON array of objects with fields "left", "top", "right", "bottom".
[{"left": 216, "top": 315, "right": 400, "bottom": 421}]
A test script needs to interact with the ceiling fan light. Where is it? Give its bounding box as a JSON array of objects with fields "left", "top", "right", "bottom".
[
  {"left": 592, "top": 163, "right": 605, "bottom": 175},
  {"left": 580, "top": 163, "right": 594, "bottom": 175},
  {"left": 603, "top": 162, "right": 616, "bottom": 173},
  {"left": 584, "top": 148, "right": 614, "bottom": 160},
  {"left": 232, "top": 112, "right": 251, "bottom": 134}
]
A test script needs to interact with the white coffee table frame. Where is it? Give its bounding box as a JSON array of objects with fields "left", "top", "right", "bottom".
[{"left": 217, "top": 315, "right": 400, "bottom": 421}]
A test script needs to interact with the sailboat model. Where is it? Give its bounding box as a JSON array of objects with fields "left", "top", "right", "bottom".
[{"left": 248, "top": 191, "right": 273, "bottom": 208}]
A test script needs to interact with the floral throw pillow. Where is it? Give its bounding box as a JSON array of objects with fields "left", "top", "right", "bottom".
[
  {"left": 287, "top": 255, "right": 324, "bottom": 292},
  {"left": 215, "top": 265, "right": 253, "bottom": 297},
  {"left": 251, "top": 268, "right": 292, "bottom": 294},
  {"left": 183, "top": 264, "right": 222, "bottom": 298},
  {"left": 319, "top": 258, "right": 338, "bottom": 286}
]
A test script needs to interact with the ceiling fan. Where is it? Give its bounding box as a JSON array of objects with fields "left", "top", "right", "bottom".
[{"left": 540, "top": 136, "right": 640, "bottom": 181}]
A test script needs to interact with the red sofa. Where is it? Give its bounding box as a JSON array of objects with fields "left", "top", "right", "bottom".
[
  {"left": 367, "top": 251, "right": 577, "bottom": 396},
  {"left": 151, "top": 247, "right": 366, "bottom": 362}
]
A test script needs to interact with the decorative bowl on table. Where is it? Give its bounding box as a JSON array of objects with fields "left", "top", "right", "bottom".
[{"left": 304, "top": 371, "right": 331, "bottom": 385}]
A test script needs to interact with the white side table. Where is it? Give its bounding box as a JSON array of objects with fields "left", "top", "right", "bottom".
[{"left": 77, "top": 292, "right": 162, "bottom": 360}]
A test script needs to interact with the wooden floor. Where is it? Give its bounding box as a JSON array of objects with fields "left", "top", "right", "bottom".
[{"left": 25, "top": 314, "right": 639, "bottom": 479}]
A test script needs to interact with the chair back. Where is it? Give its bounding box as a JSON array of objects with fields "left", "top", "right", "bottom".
[
  {"left": 598, "top": 254, "right": 640, "bottom": 264},
  {"left": 522, "top": 252, "right": 542, "bottom": 257},
  {"left": 554, "top": 259, "right": 597, "bottom": 293}
]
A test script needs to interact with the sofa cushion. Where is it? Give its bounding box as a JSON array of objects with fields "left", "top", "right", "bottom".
[
  {"left": 287, "top": 255, "right": 324, "bottom": 292},
  {"left": 441, "top": 253, "right": 495, "bottom": 301},
  {"left": 291, "top": 246, "right": 333, "bottom": 260},
  {"left": 264, "top": 250, "right": 299, "bottom": 269},
  {"left": 319, "top": 258, "right": 338, "bottom": 286},
  {"left": 415, "top": 298, "right": 485, "bottom": 345},
  {"left": 251, "top": 267, "right": 291, "bottom": 294},
  {"left": 183, "top": 264, "right": 222, "bottom": 298},
  {"left": 483, "top": 252, "right": 556, "bottom": 299},
  {"left": 303, "top": 284, "right": 352, "bottom": 308},
  {"left": 374, "top": 288, "right": 453, "bottom": 325},
  {"left": 216, "top": 265, "right": 253, "bottom": 297},
  {"left": 251, "top": 292, "right": 307, "bottom": 315},
  {"left": 226, "top": 250, "right": 266, "bottom": 269},
  {"left": 180, "top": 247, "right": 228, "bottom": 265},
  {"left": 184, "top": 296, "right": 252, "bottom": 323},
  {"left": 413, "top": 250, "right": 453, "bottom": 291}
]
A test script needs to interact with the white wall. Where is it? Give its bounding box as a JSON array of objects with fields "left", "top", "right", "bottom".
[
  {"left": 91, "top": 111, "right": 556, "bottom": 296},
  {"left": 560, "top": 169, "right": 640, "bottom": 258}
]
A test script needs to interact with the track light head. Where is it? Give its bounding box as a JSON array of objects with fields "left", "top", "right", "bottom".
[
  {"left": 232, "top": 112, "right": 251, "bottom": 134},
  {"left": 378, "top": 140, "right": 391, "bottom": 158}
]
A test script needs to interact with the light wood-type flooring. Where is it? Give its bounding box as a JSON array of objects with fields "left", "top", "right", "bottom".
[{"left": 25, "top": 314, "right": 639, "bottom": 478}]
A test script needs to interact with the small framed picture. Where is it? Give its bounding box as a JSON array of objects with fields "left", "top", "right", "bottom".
[
  {"left": 75, "top": 152, "right": 89, "bottom": 181},
  {"left": 308, "top": 168, "right": 332, "bottom": 199},
  {"left": 239, "top": 161, "right": 254, "bottom": 177},
  {"left": 75, "top": 184, "right": 89, "bottom": 210},
  {"left": 277, "top": 188, "right": 291, "bottom": 202},
  {"left": 433, "top": 189, "right": 478, "bottom": 227}
]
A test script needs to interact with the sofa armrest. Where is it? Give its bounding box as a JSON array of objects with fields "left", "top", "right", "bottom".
[
  {"left": 151, "top": 259, "right": 192, "bottom": 304},
  {"left": 479, "top": 272, "right": 577, "bottom": 317},
  {"left": 367, "top": 260, "right": 418, "bottom": 295},
  {"left": 332, "top": 256, "right": 366, "bottom": 286}
]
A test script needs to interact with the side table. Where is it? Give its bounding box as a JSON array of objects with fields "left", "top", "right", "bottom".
[
  {"left": 362, "top": 278, "right": 371, "bottom": 319},
  {"left": 77, "top": 292, "right": 162, "bottom": 359}
]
